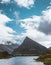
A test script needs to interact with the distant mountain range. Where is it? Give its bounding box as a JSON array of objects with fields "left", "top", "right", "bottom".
[
  {"left": 12, "top": 37, "right": 48, "bottom": 56},
  {"left": 0, "top": 44, "right": 19, "bottom": 54},
  {"left": 0, "top": 37, "right": 50, "bottom": 58}
]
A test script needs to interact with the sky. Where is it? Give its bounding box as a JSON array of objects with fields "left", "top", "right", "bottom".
[{"left": 0, "top": 0, "right": 51, "bottom": 48}]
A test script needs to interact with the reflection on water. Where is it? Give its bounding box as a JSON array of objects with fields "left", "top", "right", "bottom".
[{"left": 0, "top": 56, "right": 44, "bottom": 65}]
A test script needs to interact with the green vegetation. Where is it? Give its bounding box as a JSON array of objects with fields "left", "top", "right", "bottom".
[
  {"left": 0, "top": 52, "right": 12, "bottom": 59},
  {"left": 36, "top": 50, "right": 51, "bottom": 65}
]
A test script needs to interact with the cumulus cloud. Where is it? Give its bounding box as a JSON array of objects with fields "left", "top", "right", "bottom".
[
  {"left": 13, "top": 11, "right": 20, "bottom": 21},
  {"left": 50, "top": 2, "right": 51, "bottom": 4},
  {"left": 38, "top": 7, "right": 51, "bottom": 34},
  {"left": 20, "top": 23, "right": 51, "bottom": 48},
  {"left": 20, "top": 6, "right": 51, "bottom": 35},
  {"left": 1, "top": 0, "right": 35, "bottom": 9},
  {"left": 13, "top": 6, "right": 51, "bottom": 47},
  {"left": 0, "top": 0, "right": 51, "bottom": 47},
  {"left": 14, "top": 0, "right": 35, "bottom": 9},
  {"left": 1, "top": 0, "right": 10, "bottom": 3},
  {"left": 20, "top": 15, "right": 41, "bottom": 29},
  {"left": 0, "top": 13, "right": 16, "bottom": 44},
  {"left": 17, "top": 6, "right": 51, "bottom": 48}
]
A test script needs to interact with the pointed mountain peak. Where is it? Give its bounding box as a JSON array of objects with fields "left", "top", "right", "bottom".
[
  {"left": 12, "top": 36, "right": 48, "bottom": 55},
  {"left": 22, "top": 36, "right": 47, "bottom": 49},
  {"left": 25, "top": 36, "right": 31, "bottom": 40},
  {"left": 25, "top": 36, "right": 34, "bottom": 41},
  {"left": 23, "top": 36, "right": 37, "bottom": 44}
]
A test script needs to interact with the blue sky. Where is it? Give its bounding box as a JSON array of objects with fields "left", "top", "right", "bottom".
[{"left": 0, "top": 0, "right": 51, "bottom": 47}]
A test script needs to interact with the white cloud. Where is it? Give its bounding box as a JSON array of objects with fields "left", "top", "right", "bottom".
[
  {"left": 0, "top": 14, "right": 11, "bottom": 24},
  {"left": 17, "top": 6, "right": 51, "bottom": 48},
  {"left": 14, "top": 0, "right": 35, "bottom": 9},
  {"left": 1, "top": 0, "right": 35, "bottom": 9},
  {"left": 50, "top": 2, "right": 51, "bottom": 4},
  {"left": 20, "top": 15, "right": 41, "bottom": 29},
  {"left": 38, "top": 6, "right": 51, "bottom": 34},
  {"left": 42, "top": 8, "right": 51, "bottom": 23},
  {"left": 1, "top": 0, "right": 10, "bottom": 3},
  {"left": 14, "top": 11, "right": 20, "bottom": 21},
  {"left": 0, "top": 13, "right": 16, "bottom": 44},
  {"left": 0, "top": 10, "right": 3, "bottom": 13}
]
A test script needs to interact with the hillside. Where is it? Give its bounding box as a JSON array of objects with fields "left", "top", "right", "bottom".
[
  {"left": 0, "top": 44, "right": 19, "bottom": 54},
  {"left": 36, "top": 50, "right": 51, "bottom": 65},
  {"left": 0, "top": 43, "right": 19, "bottom": 59},
  {"left": 48, "top": 47, "right": 51, "bottom": 50},
  {"left": 12, "top": 37, "right": 48, "bottom": 56}
]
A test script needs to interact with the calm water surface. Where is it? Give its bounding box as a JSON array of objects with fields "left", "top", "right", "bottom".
[{"left": 0, "top": 56, "right": 44, "bottom": 65}]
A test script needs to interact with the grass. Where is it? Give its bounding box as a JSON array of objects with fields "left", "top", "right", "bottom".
[
  {"left": 0, "top": 52, "right": 12, "bottom": 59},
  {"left": 36, "top": 50, "right": 51, "bottom": 65}
]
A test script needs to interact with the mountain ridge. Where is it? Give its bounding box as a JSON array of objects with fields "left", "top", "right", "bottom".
[
  {"left": 12, "top": 37, "right": 48, "bottom": 56},
  {"left": 0, "top": 44, "right": 19, "bottom": 54}
]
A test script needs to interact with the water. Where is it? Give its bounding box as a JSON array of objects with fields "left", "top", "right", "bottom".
[{"left": 0, "top": 56, "right": 44, "bottom": 65}]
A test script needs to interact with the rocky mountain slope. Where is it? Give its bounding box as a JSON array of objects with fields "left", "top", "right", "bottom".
[
  {"left": 12, "top": 37, "right": 48, "bottom": 56},
  {"left": 0, "top": 44, "right": 19, "bottom": 54}
]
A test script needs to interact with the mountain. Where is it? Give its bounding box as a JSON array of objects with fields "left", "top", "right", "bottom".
[
  {"left": 0, "top": 44, "right": 19, "bottom": 54},
  {"left": 12, "top": 37, "right": 48, "bottom": 56},
  {"left": 48, "top": 47, "right": 51, "bottom": 50},
  {"left": 36, "top": 50, "right": 51, "bottom": 65}
]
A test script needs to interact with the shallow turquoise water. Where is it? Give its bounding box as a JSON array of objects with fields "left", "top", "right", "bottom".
[{"left": 0, "top": 56, "right": 44, "bottom": 65}]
